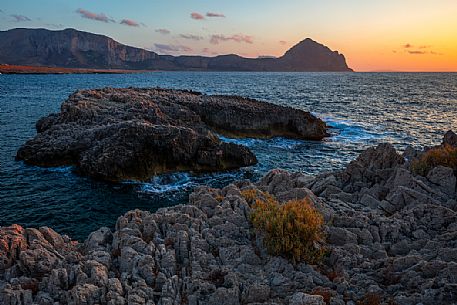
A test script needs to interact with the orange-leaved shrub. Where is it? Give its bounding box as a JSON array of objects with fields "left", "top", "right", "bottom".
[
  {"left": 411, "top": 144, "right": 457, "bottom": 176},
  {"left": 356, "top": 292, "right": 382, "bottom": 305},
  {"left": 240, "top": 189, "right": 261, "bottom": 203},
  {"left": 246, "top": 191, "right": 326, "bottom": 264}
]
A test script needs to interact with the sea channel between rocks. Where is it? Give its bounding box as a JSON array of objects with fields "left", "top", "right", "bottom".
[{"left": 1, "top": 89, "right": 456, "bottom": 305}]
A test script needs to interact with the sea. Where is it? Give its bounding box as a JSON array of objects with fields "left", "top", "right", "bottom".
[{"left": 1, "top": 72, "right": 456, "bottom": 240}]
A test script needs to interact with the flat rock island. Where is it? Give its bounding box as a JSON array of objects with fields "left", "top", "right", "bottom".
[{"left": 16, "top": 88, "right": 327, "bottom": 182}]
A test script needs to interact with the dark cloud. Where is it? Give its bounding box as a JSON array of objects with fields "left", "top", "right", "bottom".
[
  {"left": 403, "top": 43, "right": 413, "bottom": 49},
  {"left": 279, "top": 40, "right": 287, "bottom": 45},
  {"left": 191, "top": 12, "right": 205, "bottom": 20},
  {"left": 10, "top": 14, "right": 31, "bottom": 22},
  {"left": 76, "top": 8, "right": 114, "bottom": 23},
  {"left": 180, "top": 34, "right": 203, "bottom": 41},
  {"left": 210, "top": 34, "right": 253, "bottom": 45},
  {"left": 120, "top": 19, "right": 139, "bottom": 27},
  {"left": 206, "top": 12, "right": 225, "bottom": 18},
  {"left": 154, "top": 43, "right": 192, "bottom": 54},
  {"left": 156, "top": 28, "right": 171, "bottom": 35}
]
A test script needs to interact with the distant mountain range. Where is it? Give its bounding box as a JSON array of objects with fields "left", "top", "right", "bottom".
[{"left": 0, "top": 28, "right": 353, "bottom": 72}]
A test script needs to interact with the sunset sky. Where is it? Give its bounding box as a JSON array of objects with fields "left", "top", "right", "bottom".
[{"left": 1, "top": 0, "right": 457, "bottom": 72}]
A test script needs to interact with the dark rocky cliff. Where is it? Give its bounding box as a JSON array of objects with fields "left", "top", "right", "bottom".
[
  {"left": 0, "top": 28, "right": 158, "bottom": 69},
  {"left": 0, "top": 28, "right": 353, "bottom": 71}
]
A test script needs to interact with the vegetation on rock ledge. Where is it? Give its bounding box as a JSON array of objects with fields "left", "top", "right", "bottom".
[
  {"left": 242, "top": 189, "right": 326, "bottom": 264},
  {"left": 411, "top": 144, "right": 457, "bottom": 176}
]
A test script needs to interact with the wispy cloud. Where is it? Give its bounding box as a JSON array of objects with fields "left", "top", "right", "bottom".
[
  {"left": 156, "top": 28, "right": 170, "bottom": 35},
  {"left": 279, "top": 40, "right": 288, "bottom": 45},
  {"left": 76, "top": 8, "right": 114, "bottom": 23},
  {"left": 191, "top": 12, "right": 205, "bottom": 20},
  {"left": 403, "top": 43, "right": 431, "bottom": 49},
  {"left": 154, "top": 43, "right": 192, "bottom": 54},
  {"left": 210, "top": 34, "right": 254, "bottom": 45},
  {"left": 206, "top": 12, "right": 225, "bottom": 18},
  {"left": 120, "top": 19, "right": 139, "bottom": 27},
  {"left": 400, "top": 43, "right": 442, "bottom": 55},
  {"left": 180, "top": 34, "right": 203, "bottom": 41},
  {"left": 10, "top": 14, "right": 31, "bottom": 22},
  {"left": 45, "top": 23, "right": 64, "bottom": 28},
  {"left": 407, "top": 50, "right": 427, "bottom": 55},
  {"left": 201, "top": 47, "right": 215, "bottom": 55}
]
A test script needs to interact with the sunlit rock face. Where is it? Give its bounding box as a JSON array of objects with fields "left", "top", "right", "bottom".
[{"left": 0, "top": 28, "right": 353, "bottom": 71}]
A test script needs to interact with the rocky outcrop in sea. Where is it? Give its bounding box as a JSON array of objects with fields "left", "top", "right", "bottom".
[
  {"left": 16, "top": 88, "right": 327, "bottom": 182},
  {"left": 3, "top": 132, "right": 456, "bottom": 305}
]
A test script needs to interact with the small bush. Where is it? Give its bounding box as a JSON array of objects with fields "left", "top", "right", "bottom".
[
  {"left": 215, "top": 193, "right": 224, "bottom": 202},
  {"left": 411, "top": 144, "right": 457, "bottom": 176},
  {"left": 356, "top": 292, "right": 381, "bottom": 305},
  {"left": 250, "top": 194, "right": 326, "bottom": 264},
  {"left": 240, "top": 188, "right": 264, "bottom": 203},
  {"left": 311, "top": 287, "right": 333, "bottom": 304}
]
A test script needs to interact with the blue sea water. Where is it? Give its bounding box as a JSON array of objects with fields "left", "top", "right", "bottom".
[{"left": 1, "top": 72, "right": 456, "bottom": 240}]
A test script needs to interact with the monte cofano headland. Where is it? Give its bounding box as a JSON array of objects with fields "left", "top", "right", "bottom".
[{"left": 0, "top": 28, "right": 353, "bottom": 73}]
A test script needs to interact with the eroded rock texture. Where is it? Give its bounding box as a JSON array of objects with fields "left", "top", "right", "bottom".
[
  {"left": 16, "top": 88, "right": 327, "bottom": 181},
  {"left": 4, "top": 134, "right": 457, "bottom": 305}
]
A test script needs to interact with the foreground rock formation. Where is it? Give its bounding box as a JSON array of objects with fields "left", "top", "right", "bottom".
[
  {"left": 0, "top": 28, "right": 353, "bottom": 72},
  {"left": 16, "top": 88, "right": 327, "bottom": 181},
  {"left": 4, "top": 132, "right": 457, "bottom": 304}
]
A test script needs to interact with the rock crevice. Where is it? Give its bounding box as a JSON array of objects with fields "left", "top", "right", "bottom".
[{"left": 3, "top": 132, "right": 457, "bottom": 304}]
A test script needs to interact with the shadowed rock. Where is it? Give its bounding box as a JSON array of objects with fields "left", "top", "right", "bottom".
[
  {"left": 16, "top": 88, "right": 327, "bottom": 181},
  {"left": 3, "top": 133, "right": 457, "bottom": 304},
  {"left": 443, "top": 130, "right": 457, "bottom": 147}
]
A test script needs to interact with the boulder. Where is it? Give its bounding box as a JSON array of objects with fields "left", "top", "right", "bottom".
[
  {"left": 443, "top": 130, "right": 457, "bottom": 147},
  {"left": 289, "top": 292, "right": 325, "bottom": 305},
  {"left": 426, "top": 166, "right": 456, "bottom": 197}
]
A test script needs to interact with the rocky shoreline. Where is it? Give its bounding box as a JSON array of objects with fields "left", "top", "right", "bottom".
[
  {"left": 2, "top": 131, "right": 457, "bottom": 305},
  {"left": 16, "top": 88, "right": 327, "bottom": 182},
  {"left": 0, "top": 64, "right": 151, "bottom": 75}
]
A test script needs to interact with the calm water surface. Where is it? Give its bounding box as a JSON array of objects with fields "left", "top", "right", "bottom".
[{"left": 1, "top": 72, "right": 456, "bottom": 240}]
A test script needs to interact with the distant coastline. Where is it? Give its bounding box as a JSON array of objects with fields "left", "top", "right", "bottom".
[
  {"left": 0, "top": 64, "right": 152, "bottom": 75},
  {"left": 0, "top": 28, "right": 353, "bottom": 72}
]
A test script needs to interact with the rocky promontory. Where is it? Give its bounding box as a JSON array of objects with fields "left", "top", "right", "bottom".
[
  {"left": 16, "top": 88, "right": 327, "bottom": 181},
  {"left": 3, "top": 132, "right": 457, "bottom": 305},
  {"left": 0, "top": 28, "right": 353, "bottom": 72}
]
